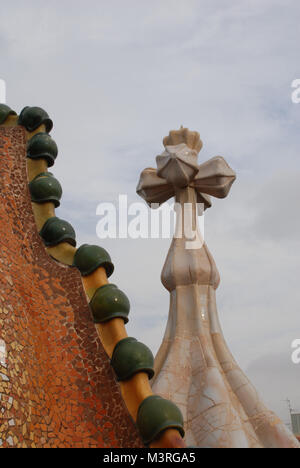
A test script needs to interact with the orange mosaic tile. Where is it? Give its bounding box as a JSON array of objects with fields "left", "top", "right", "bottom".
[{"left": 0, "top": 127, "right": 143, "bottom": 448}]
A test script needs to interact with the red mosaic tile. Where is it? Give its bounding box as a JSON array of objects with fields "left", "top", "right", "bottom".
[{"left": 0, "top": 127, "right": 143, "bottom": 448}]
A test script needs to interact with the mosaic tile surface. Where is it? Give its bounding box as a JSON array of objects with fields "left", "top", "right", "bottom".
[{"left": 0, "top": 127, "right": 143, "bottom": 448}]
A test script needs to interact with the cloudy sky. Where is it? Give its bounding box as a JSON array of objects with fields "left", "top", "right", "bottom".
[{"left": 1, "top": 0, "right": 300, "bottom": 425}]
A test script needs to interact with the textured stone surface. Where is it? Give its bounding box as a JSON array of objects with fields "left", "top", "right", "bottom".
[{"left": 0, "top": 127, "right": 143, "bottom": 448}]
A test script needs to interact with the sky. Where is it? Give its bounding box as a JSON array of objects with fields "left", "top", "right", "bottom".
[{"left": 1, "top": 0, "right": 299, "bottom": 425}]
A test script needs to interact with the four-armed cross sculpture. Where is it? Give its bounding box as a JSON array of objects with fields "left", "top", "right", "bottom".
[{"left": 137, "top": 127, "right": 299, "bottom": 448}]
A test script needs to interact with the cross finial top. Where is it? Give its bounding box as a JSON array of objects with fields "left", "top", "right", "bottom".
[
  {"left": 137, "top": 127, "right": 236, "bottom": 209},
  {"left": 163, "top": 127, "right": 203, "bottom": 153}
]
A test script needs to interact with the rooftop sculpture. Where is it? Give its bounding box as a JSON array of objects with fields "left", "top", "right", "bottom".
[{"left": 137, "top": 127, "right": 300, "bottom": 448}]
